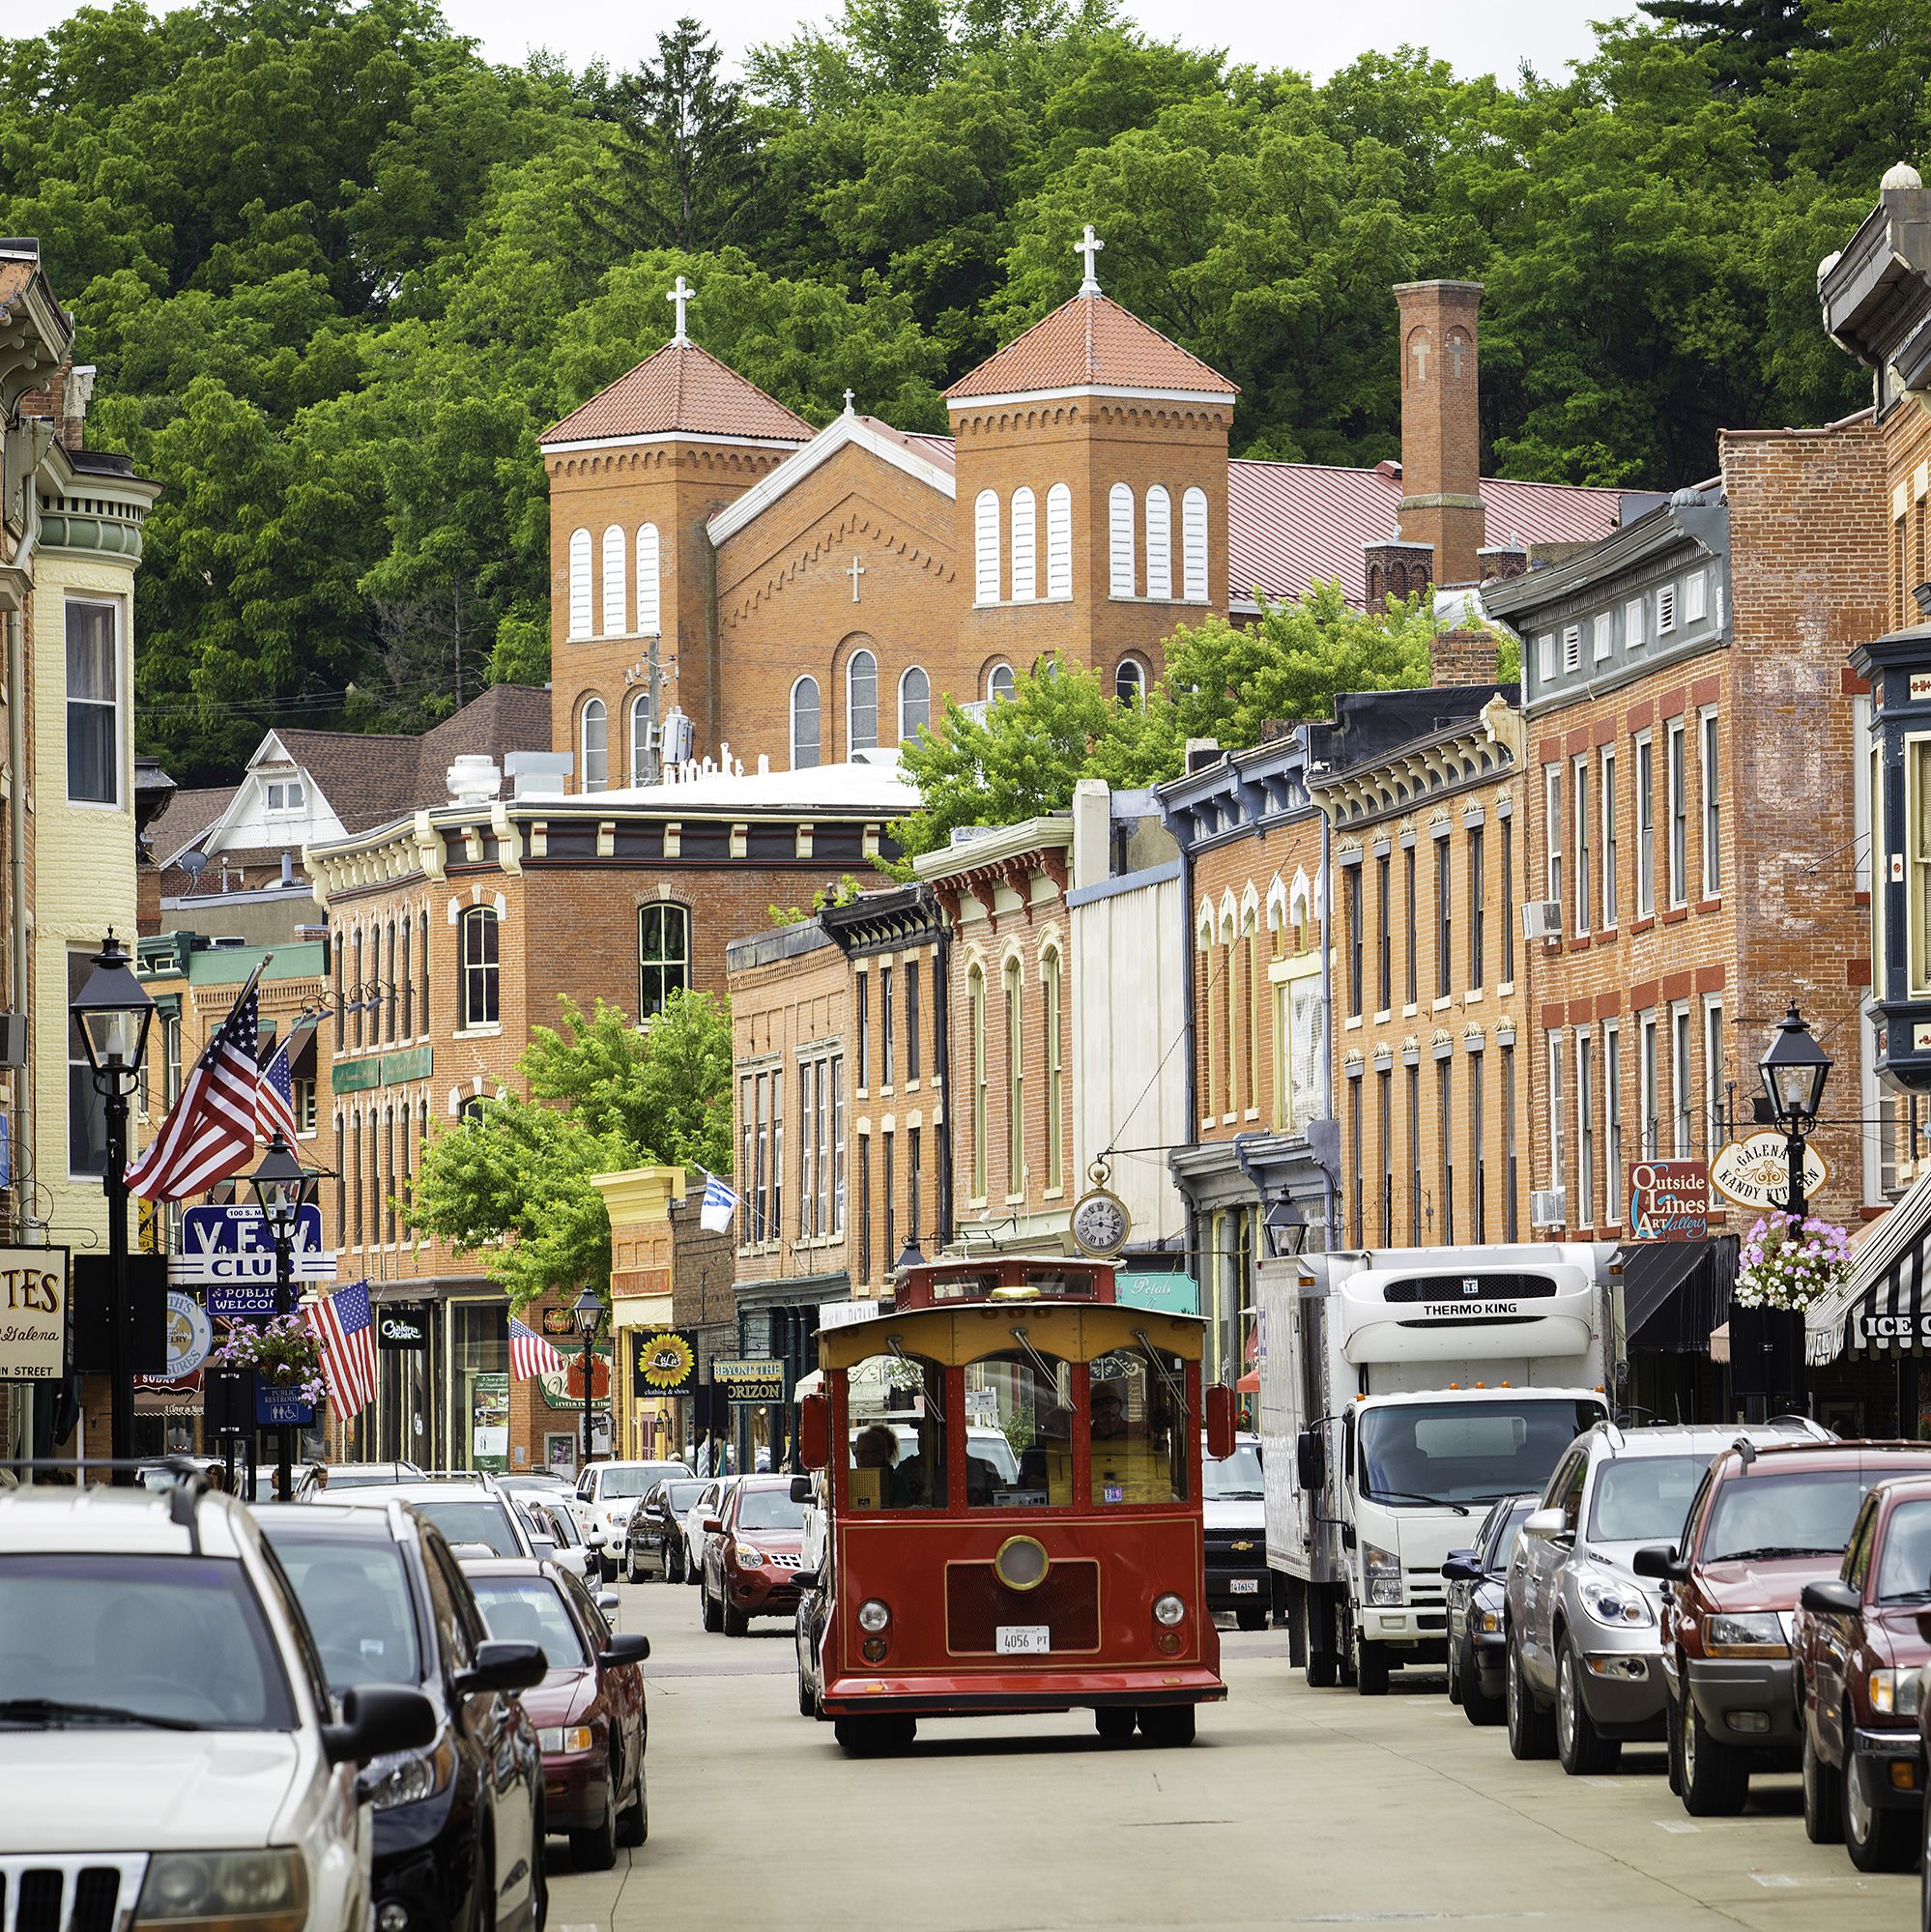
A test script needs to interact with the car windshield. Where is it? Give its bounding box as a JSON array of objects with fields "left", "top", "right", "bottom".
[
  {"left": 1701, "top": 1466, "right": 1884, "bottom": 1563},
  {"left": 468, "top": 1578, "right": 590, "bottom": 1667},
  {"left": 265, "top": 1527, "right": 422, "bottom": 1691},
  {"left": 1876, "top": 1499, "right": 1931, "bottom": 1600},
  {"left": 0, "top": 1553, "right": 296, "bottom": 1731},
  {"left": 1586, "top": 1456, "right": 1708, "bottom": 1543},
  {"left": 327, "top": 1466, "right": 420, "bottom": 1488},
  {"left": 1358, "top": 1399, "right": 1604, "bottom": 1509},
  {"left": 666, "top": 1481, "right": 709, "bottom": 1512},
  {"left": 414, "top": 1498, "right": 522, "bottom": 1556},
  {"left": 735, "top": 1487, "right": 807, "bottom": 1532},
  {"left": 601, "top": 1465, "right": 684, "bottom": 1498},
  {"left": 1204, "top": 1444, "right": 1265, "bottom": 1499}
]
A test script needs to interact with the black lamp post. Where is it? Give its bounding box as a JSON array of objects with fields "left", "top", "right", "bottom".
[
  {"left": 247, "top": 1133, "right": 310, "bottom": 1500},
  {"left": 1263, "top": 1194, "right": 1310, "bottom": 1261},
  {"left": 70, "top": 931, "right": 155, "bottom": 1481},
  {"left": 1760, "top": 1003, "right": 1832, "bottom": 1221},
  {"left": 573, "top": 1284, "right": 603, "bottom": 1474}
]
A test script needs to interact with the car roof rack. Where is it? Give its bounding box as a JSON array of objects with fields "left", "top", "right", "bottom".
[{"left": 0, "top": 1455, "right": 213, "bottom": 1547}]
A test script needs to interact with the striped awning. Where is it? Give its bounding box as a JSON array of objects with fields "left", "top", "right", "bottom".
[{"left": 1806, "top": 1169, "right": 1931, "bottom": 1362}]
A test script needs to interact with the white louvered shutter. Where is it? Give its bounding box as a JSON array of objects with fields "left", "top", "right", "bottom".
[
  {"left": 601, "top": 526, "right": 625, "bottom": 636},
  {"left": 1046, "top": 484, "right": 1073, "bottom": 598},
  {"left": 1010, "top": 487, "right": 1036, "bottom": 602},
  {"left": 1109, "top": 483, "right": 1135, "bottom": 597},
  {"left": 567, "top": 529, "right": 592, "bottom": 639},
  {"left": 635, "top": 523, "right": 661, "bottom": 634},
  {"left": 974, "top": 491, "right": 1000, "bottom": 604},
  {"left": 1182, "top": 487, "right": 1208, "bottom": 602},
  {"left": 1144, "top": 486, "right": 1172, "bottom": 600}
]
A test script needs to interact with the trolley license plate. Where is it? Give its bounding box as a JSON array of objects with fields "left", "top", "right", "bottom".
[
  {"left": 1229, "top": 1578, "right": 1259, "bottom": 1595},
  {"left": 995, "top": 1625, "right": 1050, "bottom": 1655}
]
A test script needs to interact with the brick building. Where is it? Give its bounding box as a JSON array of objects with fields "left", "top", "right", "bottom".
[{"left": 303, "top": 751, "right": 914, "bottom": 1474}]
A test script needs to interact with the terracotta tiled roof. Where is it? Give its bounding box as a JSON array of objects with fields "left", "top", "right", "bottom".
[
  {"left": 945, "top": 296, "right": 1237, "bottom": 401},
  {"left": 540, "top": 341, "right": 815, "bottom": 446},
  {"left": 1225, "top": 458, "right": 1624, "bottom": 607}
]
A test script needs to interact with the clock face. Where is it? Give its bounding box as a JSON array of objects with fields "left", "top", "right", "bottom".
[{"left": 1072, "top": 1189, "right": 1129, "bottom": 1256}]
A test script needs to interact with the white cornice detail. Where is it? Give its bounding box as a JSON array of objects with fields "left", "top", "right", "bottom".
[
  {"left": 541, "top": 430, "right": 809, "bottom": 457},
  {"left": 946, "top": 385, "right": 1234, "bottom": 412},
  {"left": 707, "top": 414, "right": 956, "bottom": 545}
]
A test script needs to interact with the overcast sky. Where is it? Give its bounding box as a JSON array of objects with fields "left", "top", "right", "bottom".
[{"left": 12, "top": 0, "right": 1618, "bottom": 84}]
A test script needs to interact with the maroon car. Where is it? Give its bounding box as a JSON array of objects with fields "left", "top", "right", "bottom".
[
  {"left": 701, "top": 1473, "right": 808, "bottom": 1636},
  {"left": 461, "top": 1557, "right": 650, "bottom": 1868},
  {"left": 1795, "top": 1473, "right": 1931, "bottom": 1872}
]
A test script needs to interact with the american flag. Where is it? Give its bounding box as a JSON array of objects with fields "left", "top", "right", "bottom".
[
  {"left": 508, "top": 1314, "right": 565, "bottom": 1380},
  {"left": 125, "top": 971, "right": 266, "bottom": 1201},
  {"left": 305, "top": 1280, "right": 377, "bottom": 1419},
  {"left": 256, "top": 1033, "right": 300, "bottom": 1145}
]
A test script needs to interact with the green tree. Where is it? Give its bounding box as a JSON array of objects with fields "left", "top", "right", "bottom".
[{"left": 408, "top": 990, "right": 733, "bottom": 1308}]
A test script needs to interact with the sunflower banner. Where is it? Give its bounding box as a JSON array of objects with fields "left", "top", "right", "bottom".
[{"left": 634, "top": 1329, "right": 697, "bottom": 1397}]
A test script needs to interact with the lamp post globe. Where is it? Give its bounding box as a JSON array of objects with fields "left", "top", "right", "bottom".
[
  {"left": 1759, "top": 1003, "right": 1831, "bottom": 1220},
  {"left": 70, "top": 930, "right": 156, "bottom": 1481}
]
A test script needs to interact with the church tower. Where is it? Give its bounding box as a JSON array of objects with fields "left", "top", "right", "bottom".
[
  {"left": 539, "top": 277, "right": 813, "bottom": 791},
  {"left": 943, "top": 227, "right": 1237, "bottom": 706}
]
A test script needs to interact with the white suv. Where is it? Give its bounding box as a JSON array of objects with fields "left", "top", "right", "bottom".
[
  {"left": 576, "top": 1460, "right": 691, "bottom": 1578},
  {"left": 0, "top": 1469, "right": 434, "bottom": 1930}
]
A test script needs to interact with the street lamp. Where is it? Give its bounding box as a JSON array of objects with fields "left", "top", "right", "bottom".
[
  {"left": 71, "top": 930, "right": 155, "bottom": 1480},
  {"left": 248, "top": 1133, "right": 311, "bottom": 1500},
  {"left": 1263, "top": 1195, "right": 1310, "bottom": 1261},
  {"left": 1760, "top": 1003, "right": 1832, "bottom": 1220},
  {"left": 572, "top": 1285, "right": 603, "bottom": 1475}
]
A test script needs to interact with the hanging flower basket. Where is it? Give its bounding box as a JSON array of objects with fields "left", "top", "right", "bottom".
[
  {"left": 211, "top": 1312, "right": 327, "bottom": 1409},
  {"left": 1732, "top": 1214, "right": 1852, "bottom": 1312}
]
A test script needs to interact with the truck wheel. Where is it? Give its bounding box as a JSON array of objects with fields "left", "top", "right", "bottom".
[
  {"left": 1300, "top": 1588, "right": 1339, "bottom": 1687},
  {"left": 1235, "top": 1603, "right": 1267, "bottom": 1632},
  {"left": 1845, "top": 1731, "right": 1917, "bottom": 1872},
  {"left": 1095, "top": 1708, "right": 1137, "bottom": 1743},
  {"left": 1506, "top": 1637, "right": 1555, "bottom": 1760},
  {"left": 1802, "top": 1722, "right": 1843, "bottom": 1844},
  {"left": 1555, "top": 1641, "right": 1621, "bottom": 1775},
  {"left": 1138, "top": 1705, "right": 1196, "bottom": 1746},
  {"left": 1678, "top": 1694, "right": 1748, "bottom": 1816},
  {"left": 1352, "top": 1629, "right": 1390, "bottom": 1697}
]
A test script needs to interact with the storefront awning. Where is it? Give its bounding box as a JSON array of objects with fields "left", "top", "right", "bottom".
[
  {"left": 1618, "top": 1237, "right": 1736, "bottom": 1353},
  {"left": 1806, "top": 1166, "right": 1931, "bottom": 1364}
]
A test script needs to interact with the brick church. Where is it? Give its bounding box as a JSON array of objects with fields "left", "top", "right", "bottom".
[{"left": 538, "top": 245, "right": 1634, "bottom": 791}]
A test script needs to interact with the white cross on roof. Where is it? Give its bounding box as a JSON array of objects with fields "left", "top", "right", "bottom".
[
  {"left": 667, "top": 274, "right": 695, "bottom": 345},
  {"left": 1075, "top": 223, "right": 1104, "bottom": 297}
]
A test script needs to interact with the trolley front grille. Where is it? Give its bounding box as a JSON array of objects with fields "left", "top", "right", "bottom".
[{"left": 945, "top": 1558, "right": 1100, "bottom": 1655}]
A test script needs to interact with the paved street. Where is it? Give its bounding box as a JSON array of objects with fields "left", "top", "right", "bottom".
[{"left": 549, "top": 1579, "right": 1920, "bottom": 1932}]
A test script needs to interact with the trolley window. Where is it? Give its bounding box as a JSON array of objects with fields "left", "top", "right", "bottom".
[
  {"left": 1089, "top": 1348, "right": 1187, "bottom": 1506},
  {"left": 845, "top": 1352, "right": 948, "bottom": 1510},
  {"left": 965, "top": 1347, "right": 1075, "bottom": 1509}
]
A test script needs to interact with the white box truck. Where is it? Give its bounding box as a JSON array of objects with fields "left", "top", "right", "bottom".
[{"left": 1256, "top": 1243, "right": 1620, "bottom": 1694}]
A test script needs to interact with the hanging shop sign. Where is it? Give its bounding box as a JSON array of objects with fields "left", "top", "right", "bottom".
[
  {"left": 540, "top": 1307, "right": 577, "bottom": 1338},
  {"left": 173, "top": 1206, "right": 335, "bottom": 1312},
  {"left": 1628, "top": 1161, "right": 1710, "bottom": 1241},
  {"left": 539, "top": 1342, "right": 612, "bottom": 1412},
  {"left": 159, "top": 1291, "right": 215, "bottom": 1377},
  {"left": 378, "top": 1305, "right": 430, "bottom": 1351},
  {"left": 633, "top": 1330, "right": 696, "bottom": 1397},
  {"left": 713, "top": 1357, "right": 786, "bottom": 1405},
  {"left": 1710, "top": 1135, "right": 1830, "bottom": 1215},
  {"left": 0, "top": 1248, "right": 70, "bottom": 1381}
]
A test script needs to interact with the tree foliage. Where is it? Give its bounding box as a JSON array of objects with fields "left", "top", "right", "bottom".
[
  {"left": 407, "top": 990, "right": 732, "bottom": 1308},
  {"left": 5, "top": 0, "right": 1925, "bottom": 778}
]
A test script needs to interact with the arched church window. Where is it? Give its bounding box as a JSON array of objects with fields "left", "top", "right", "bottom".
[
  {"left": 900, "top": 666, "right": 931, "bottom": 741},
  {"left": 1046, "top": 483, "right": 1073, "bottom": 598},
  {"left": 1010, "top": 487, "right": 1036, "bottom": 602},
  {"left": 1109, "top": 483, "right": 1136, "bottom": 598},
  {"left": 628, "top": 690, "right": 653, "bottom": 786},
  {"left": 987, "top": 662, "right": 1016, "bottom": 705},
  {"left": 792, "top": 677, "right": 821, "bottom": 770},
  {"left": 847, "top": 650, "right": 878, "bottom": 753},
  {"left": 1144, "top": 485, "right": 1172, "bottom": 600},
  {"left": 635, "top": 523, "right": 661, "bottom": 634},
  {"left": 581, "top": 696, "right": 607, "bottom": 793},
  {"left": 1183, "top": 486, "right": 1209, "bottom": 603},
  {"left": 974, "top": 491, "right": 1000, "bottom": 605},
  {"left": 601, "top": 525, "right": 625, "bottom": 636},
  {"left": 567, "top": 529, "right": 591, "bottom": 639},
  {"left": 1114, "top": 658, "right": 1147, "bottom": 706}
]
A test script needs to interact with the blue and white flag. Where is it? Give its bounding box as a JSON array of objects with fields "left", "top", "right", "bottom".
[{"left": 699, "top": 1170, "right": 739, "bottom": 1232}]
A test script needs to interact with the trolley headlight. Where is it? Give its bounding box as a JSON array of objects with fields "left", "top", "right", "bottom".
[
  {"left": 1364, "top": 1543, "right": 1401, "bottom": 1607},
  {"left": 857, "top": 1599, "right": 891, "bottom": 1632},
  {"left": 136, "top": 1850, "right": 307, "bottom": 1932},
  {"left": 1153, "top": 1593, "right": 1186, "bottom": 1627}
]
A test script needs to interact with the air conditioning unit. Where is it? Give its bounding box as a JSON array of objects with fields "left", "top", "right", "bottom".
[
  {"left": 1520, "top": 901, "right": 1563, "bottom": 943},
  {"left": 1530, "top": 1188, "right": 1568, "bottom": 1230}
]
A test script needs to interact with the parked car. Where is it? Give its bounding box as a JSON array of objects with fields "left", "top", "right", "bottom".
[
  {"left": 1443, "top": 1494, "right": 1538, "bottom": 1724},
  {"left": 256, "top": 1500, "right": 549, "bottom": 1932},
  {"left": 702, "top": 1474, "right": 809, "bottom": 1635},
  {"left": 683, "top": 1476, "right": 740, "bottom": 1588},
  {"left": 576, "top": 1461, "right": 692, "bottom": 1578},
  {"left": 1638, "top": 1438, "right": 1931, "bottom": 1819},
  {"left": 0, "top": 1472, "right": 435, "bottom": 1932},
  {"left": 521, "top": 1497, "right": 607, "bottom": 1585},
  {"left": 335, "top": 1480, "right": 547, "bottom": 1562},
  {"left": 1506, "top": 1422, "right": 1826, "bottom": 1773},
  {"left": 322, "top": 1460, "right": 427, "bottom": 1489},
  {"left": 462, "top": 1557, "right": 650, "bottom": 1867},
  {"left": 1201, "top": 1431, "right": 1274, "bottom": 1631},
  {"left": 499, "top": 1474, "right": 590, "bottom": 1535},
  {"left": 625, "top": 1478, "right": 713, "bottom": 1583},
  {"left": 1792, "top": 1471, "right": 1931, "bottom": 1869}
]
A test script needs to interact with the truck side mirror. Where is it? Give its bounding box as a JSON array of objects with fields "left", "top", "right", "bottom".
[
  {"left": 1205, "top": 1383, "right": 1238, "bottom": 1461},
  {"left": 1295, "top": 1427, "right": 1324, "bottom": 1489},
  {"left": 798, "top": 1391, "right": 829, "bottom": 1471}
]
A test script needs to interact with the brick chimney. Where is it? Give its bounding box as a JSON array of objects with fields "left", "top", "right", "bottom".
[
  {"left": 1394, "top": 280, "right": 1487, "bottom": 590},
  {"left": 1428, "top": 627, "right": 1499, "bottom": 688},
  {"left": 63, "top": 364, "right": 96, "bottom": 451},
  {"left": 1479, "top": 539, "right": 1527, "bottom": 583},
  {"left": 1363, "top": 533, "right": 1434, "bottom": 613}
]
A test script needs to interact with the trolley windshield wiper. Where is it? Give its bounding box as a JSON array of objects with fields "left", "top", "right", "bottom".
[
  {"left": 0, "top": 1696, "right": 199, "bottom": 1731},
  {"left": 1365, "top": 1487, "right": 1469, "bottom": 1514}
]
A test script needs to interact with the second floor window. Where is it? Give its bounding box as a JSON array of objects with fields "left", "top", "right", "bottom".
[
  {"left": 67, "top": 599, "right": 120, "bottom": 806},
  {"left": 638, "top": 903, "right": 690, "bottom": 1021},
  {"left": 459, "top": 908, "right": 499, "bottom": 1028}
]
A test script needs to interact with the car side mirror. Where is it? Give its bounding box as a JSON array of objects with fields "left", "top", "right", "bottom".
[
  {"left": 1205, "top": 1383, "right": 1238, "bottom": 1462},
  {"left": 1441, "top": 1551, "right": 1482, "bottom": 1583},
  {"left": 454, "top": 1638, "right": 547, "bottom": 1698},
  {"left": 702, "top": 1516, "right": 722, "bottom": 1535},
  {"left": 1295, "top": 1427, "right": 1324, "bottom": 1490},
  {"left": 585, "top": 1528, "right": 606, "bottom": 1548},
  {"left": 1801, "top": 1578, "right": 1861, "bottom": 1617},
  {"left": 794, "top": 1567, "right": 821, "bottom": 1592},
  {"left": 791, "top": 1476, "right": 815, "bottom": 1504},
  {"left": 1631, "top": 1544, "right": 1679, "bottom": 1581},
  {"left": 597, "top": 1590, "right": 620, "bottom": 1614},
  {"left": 327, "top": 1684, "right": 437, "bottom": 1768},
  {"left": 1522, "top": 1507, "right": 1570, "bottom": 1543},
  {"left": 599, "top": 1631, "right": 650, "bottom": 1665}
]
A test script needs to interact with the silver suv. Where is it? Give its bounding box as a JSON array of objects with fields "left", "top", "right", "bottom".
[{"left": 1505, "top": 1419, "right": 1829, "bottom": 1773}]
